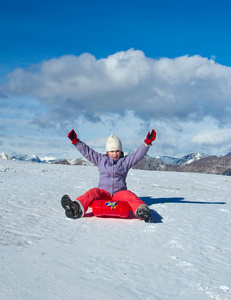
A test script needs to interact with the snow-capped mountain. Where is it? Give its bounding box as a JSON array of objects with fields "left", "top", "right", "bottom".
[
  {"left": 0, "top": 152, "right": 207, "bottom": 165},
  {"left": 53, "top": 157, "right": 94, "bottom": 166},
  {"left": 0, "top": 153, "right": 93, "bottom": 165},
  {"left": 0, "top": 153, "right": 56, "bottom": 163},
  {"left": 160, "top": 153, "right": 208, "bottom": 165},
  {"left": 1, "top": 151, "right": 231, "bottom": 175}
]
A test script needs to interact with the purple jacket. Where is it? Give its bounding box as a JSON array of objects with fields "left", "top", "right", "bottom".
[{"left": 75, "top": 141, "right": 149, "bottom": 196}]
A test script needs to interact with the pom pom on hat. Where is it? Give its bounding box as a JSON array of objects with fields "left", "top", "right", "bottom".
[{"left": 106, "top": 134, "right": 122, "bottom": 152}]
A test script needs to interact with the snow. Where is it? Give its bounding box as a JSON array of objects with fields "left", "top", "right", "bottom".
[
  {"left": 40, "top": 156, "right": 57, "bottom": 163},
  {"left": 0, "top": 153, "right": 8, "bottom": 160},
  {"left": 0, "top": 159, "right": 231, "bottom": 300}
]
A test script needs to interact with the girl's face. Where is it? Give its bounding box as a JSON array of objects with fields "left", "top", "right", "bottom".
[{"left": 107, "top": 150, "right": 121, "bottom": 160}]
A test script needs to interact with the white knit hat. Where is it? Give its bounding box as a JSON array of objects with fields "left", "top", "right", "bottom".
[{"left": 106, "top": 134, "right": 122, "bottom": 152}]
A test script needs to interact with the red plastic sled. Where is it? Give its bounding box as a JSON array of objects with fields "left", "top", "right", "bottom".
[{"left": 91, "top": 200, "right": 131, "bottom": 218}]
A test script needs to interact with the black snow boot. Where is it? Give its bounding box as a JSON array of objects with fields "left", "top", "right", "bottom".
[
  {"left": 61, "top": 195, "right": 83, "bottom": 219},
  {"left": 136, "top": 205, "right": 153, "bottom": 223}
]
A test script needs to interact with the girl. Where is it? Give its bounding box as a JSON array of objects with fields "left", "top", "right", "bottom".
[{"left": 61, "top": 129, "right": 156, "bottom": 222}]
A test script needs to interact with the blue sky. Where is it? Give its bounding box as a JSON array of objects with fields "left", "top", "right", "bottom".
[{"left": 1, "top": 0, "right": 231, "bottom": 159}]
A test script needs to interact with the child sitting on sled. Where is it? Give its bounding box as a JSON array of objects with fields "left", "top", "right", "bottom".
[{"left": 61, "top": 129, "right": 156, "bottom": 222}]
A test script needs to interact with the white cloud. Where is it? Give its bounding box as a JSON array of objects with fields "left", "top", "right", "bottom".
[
  {"left": 1, "top": 49, "right": 231, "bottom": 157},
  {"left": 3, "top": 49, "right": 231, "bottom": 126},
  {"left": 192, "top": 128, "right": 231, "bottom": 146}
]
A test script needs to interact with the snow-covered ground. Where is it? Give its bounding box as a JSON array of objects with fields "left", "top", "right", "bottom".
[{"left": 0, "top": 159, "right": 231, "bottom": 300}]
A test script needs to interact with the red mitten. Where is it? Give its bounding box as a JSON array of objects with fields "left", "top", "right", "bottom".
[
  {"left": 144, "top": 130, "right": 156, "bottom": 145},
  {"left": 68, "top": 129, "right": 79, "bottom": 144}
]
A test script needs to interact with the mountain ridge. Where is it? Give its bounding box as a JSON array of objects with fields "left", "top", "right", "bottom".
[{"left": 1, "top": 151, "right": 231, "bottom": 175}]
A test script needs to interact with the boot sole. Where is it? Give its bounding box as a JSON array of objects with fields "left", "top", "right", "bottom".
[
  {"left": 138, "top": 210, "right": 153, "bottom": 223},
  {"left": 61, "top": 195, "right": 75, "bottom": 218}
]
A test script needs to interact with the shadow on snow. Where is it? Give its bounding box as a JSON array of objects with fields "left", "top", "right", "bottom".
[
  {"left": 140, "top": 197, "right": 226, "bottom": 224},
  {"left": 140, "top": 197, "right": 226, "bottom": 206}
]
